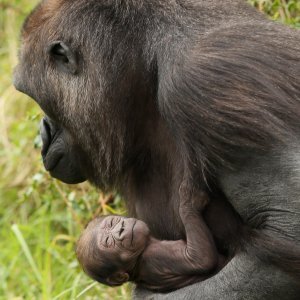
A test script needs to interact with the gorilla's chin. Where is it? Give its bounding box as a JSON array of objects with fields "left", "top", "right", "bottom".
[
  {"left": 49, "top": 158, "right": 86, "bottom": 185},
  {"left": 40, "top": 117, "right": 87, "bottom": 185}
]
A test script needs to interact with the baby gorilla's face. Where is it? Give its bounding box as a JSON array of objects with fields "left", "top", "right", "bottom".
[
  {"left": 96, "top": 215, "right": 150, "bottom": 259},
  {"left": 77, "top": 215, "right": 151, "bottom": 286}
]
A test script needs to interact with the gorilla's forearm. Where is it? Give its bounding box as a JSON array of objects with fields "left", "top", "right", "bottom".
[{"left": 134, "top": 254, "right": 300, "bottom": 300}]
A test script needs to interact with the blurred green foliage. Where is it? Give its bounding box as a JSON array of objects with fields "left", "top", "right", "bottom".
[
  {"left": 249, "top": 0, "right": 300, "bottom": 27},
  {"left": 0, "top": 0, "right": 299, "bottom": 299}
]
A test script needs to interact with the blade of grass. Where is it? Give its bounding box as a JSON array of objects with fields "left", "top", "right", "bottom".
[
  {"left": 52, "top": 287, "right": 74, "bottom": 300},
  {"left": 11, "top": 223, "right": 42, "bottom": 283},
  {"left": 70, "top": 273, "right": 82, "bottom": 299},
  {"left": 75, "top": 282, "right": 97, "bottom": 299}
]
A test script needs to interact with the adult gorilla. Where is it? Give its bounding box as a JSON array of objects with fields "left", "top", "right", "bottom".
[{"left": 14, "top": 0, "right": 300, "bottom": 299}]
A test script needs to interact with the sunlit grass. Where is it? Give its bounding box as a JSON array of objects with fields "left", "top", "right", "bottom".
[
  {"left": 249, "top": 0, "right": 300, "bottom": 27},
  {"left": 0, "top": 0, "right": 299, "bottom": 299}
]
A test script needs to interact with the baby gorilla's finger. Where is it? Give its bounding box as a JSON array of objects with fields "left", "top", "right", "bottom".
[{"left": 192, "top": 191, "right": 210, "bottom": 212}]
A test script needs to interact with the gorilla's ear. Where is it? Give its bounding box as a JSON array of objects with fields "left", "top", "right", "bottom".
[
  {"left": 48, "top": 41, "right": 78, "bottom": 75},
  {"left": 107, "top": 271, "right": 129, "bottom": 286}
]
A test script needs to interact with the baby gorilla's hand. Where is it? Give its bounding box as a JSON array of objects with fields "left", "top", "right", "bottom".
[
  {"left": 179, "top": 181, "right": 210, "bottom": 216},
  {"left": 179, "top": 180, "right": 192, "bottom": 207},
  {"left": 191, "top": 191, "right": 210, "bottom": 212}
]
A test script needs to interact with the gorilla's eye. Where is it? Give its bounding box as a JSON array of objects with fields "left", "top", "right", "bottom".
[
  {"left": 51, "top": 44, "right": 69, "bottom": 63},
  {"left": 48, "top": 41, "right": 78, "bottom": 75}
]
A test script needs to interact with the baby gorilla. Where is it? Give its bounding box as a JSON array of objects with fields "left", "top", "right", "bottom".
[{"left": 76, "top": 188, "right": 225, "bottom": 292}]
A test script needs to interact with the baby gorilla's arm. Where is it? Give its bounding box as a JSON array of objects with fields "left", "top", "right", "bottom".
[
  {"left": 178, "top": 184, "right": 220, "bottom": 272},
  {"left": 137, "top": 186, "right": 221, "bottom": 292}
]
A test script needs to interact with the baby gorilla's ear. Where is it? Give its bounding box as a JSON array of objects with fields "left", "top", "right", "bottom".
[{"left": 107, "top": 271, "right": 129, "bottom": 286}]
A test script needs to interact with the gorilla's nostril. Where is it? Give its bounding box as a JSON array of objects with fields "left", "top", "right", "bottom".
[{"left": 40, "top": 118, "right": 51, "bottom": 156}]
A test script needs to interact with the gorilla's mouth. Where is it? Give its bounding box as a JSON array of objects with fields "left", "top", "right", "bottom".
[{"left": 39, "top": 116, "right": 87, "bottom": 184}]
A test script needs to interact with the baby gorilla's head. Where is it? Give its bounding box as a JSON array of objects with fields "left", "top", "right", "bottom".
[{"left": 76, "top": 215, "right": 150, "bottom": 286}]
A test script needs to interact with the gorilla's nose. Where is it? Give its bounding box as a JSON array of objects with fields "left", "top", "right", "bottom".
[
  {"left": 40, "top": 116, "right": 60, "bottom": 156},
  {"left": 40, "top": 118, "right": 51, "bottom": 156},
  {"left": 112, "top": 220, "right": 126, "bottom": 240}
]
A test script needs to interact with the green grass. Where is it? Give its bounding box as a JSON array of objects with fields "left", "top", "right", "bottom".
[
  {"left": 0, "top": 1, "right": 299, "bottom": 299},
  {"left": 249, "top": 0, "right": 300, "bottom": 27}
]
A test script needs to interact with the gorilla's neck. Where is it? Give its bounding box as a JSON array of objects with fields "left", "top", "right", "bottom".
[{"left": 121, "top": 119, "right": 186, "bottom": 240}]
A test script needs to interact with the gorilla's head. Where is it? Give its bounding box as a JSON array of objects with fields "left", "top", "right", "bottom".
[{"left": 14, "top": 0, "right": 157, "bottom": 188}]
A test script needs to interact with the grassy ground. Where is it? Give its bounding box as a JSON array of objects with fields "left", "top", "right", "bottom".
[{"left": 0, "top": 1, "right": 299, "bottom": 299}]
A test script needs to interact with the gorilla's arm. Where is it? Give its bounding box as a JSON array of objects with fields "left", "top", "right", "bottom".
[
  {"left": 135, "top": 146, "right": 300, "bottom": 299},
  {"left": 134, "top": 254, "right": 299, "bottom": 300},
  {"left": 152, "top": 20, "right": 300, "bottom": 298}
]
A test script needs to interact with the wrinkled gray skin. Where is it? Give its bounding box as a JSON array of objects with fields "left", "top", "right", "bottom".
[{"left": 14, "top": 0, "right": 300, "bottom": 299}]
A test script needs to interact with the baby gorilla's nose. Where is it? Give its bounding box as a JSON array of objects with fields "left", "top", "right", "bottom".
[{"left": 112, "top": 220, "right": 125, "bottom": 240}]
